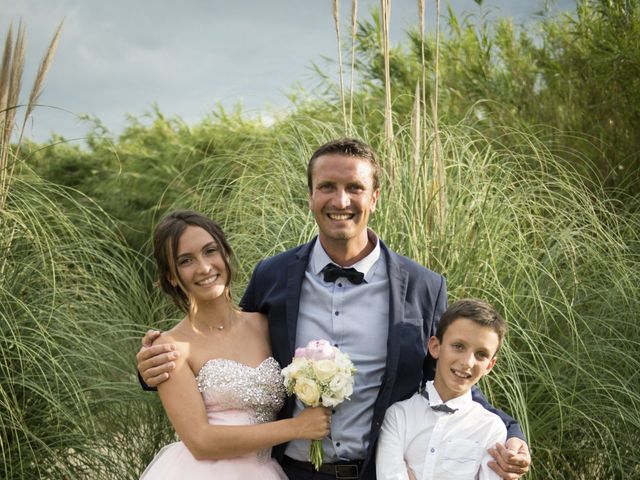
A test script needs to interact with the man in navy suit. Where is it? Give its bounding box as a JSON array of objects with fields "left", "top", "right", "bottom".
[{"left": 138, "top": 138, "right": 531, "bottom": 479}]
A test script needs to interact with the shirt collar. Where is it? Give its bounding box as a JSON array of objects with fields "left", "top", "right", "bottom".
[
  {"left": 311, "top": 229, "right": 381, "bottom": 282},
  {"left": 424, "top": 380, "right": 473, "bottom": 411}
]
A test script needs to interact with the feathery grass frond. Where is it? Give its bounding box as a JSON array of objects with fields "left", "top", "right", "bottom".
[
  {"left": 348, "top": 0, "right": 358, "bottom": 133},
  {"left": 20, "top": 22, "right": 63, "bottom": 141},
  {"left": 380, "top": 0, "right": 394, "bottom": 148},
  {"left": 0, "top": 22, "right": 62, "bottom": 210},
  {"left": 332, "top": 0, "right": 348, "bottom": 133}
]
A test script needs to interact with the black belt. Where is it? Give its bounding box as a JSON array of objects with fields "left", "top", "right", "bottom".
[{"left": 283, "top": 455, "right": 363, "bottom": 479}]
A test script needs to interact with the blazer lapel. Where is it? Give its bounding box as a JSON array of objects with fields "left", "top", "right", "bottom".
[
  {"left": 284, "top": 238, "right": 316, "bottom": 360},
  {"left": 380, "top": 244, "right": 408, "bottom": 397},
  {"left": 385, "top": 249, "right": 408, "bottom": 380},
  {"left": 365, "top": 244, "right": 408, "bottom": 466}
]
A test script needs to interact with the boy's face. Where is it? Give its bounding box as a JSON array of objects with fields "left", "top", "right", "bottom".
[{"left": 428, "top": 317, "right": 500, "bottom": 402}]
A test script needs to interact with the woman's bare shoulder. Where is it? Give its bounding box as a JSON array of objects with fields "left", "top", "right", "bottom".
[{"left": 151, "top": 319, "right": 191, "bottom": 354}]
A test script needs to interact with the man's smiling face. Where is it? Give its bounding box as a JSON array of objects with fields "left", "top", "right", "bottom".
[{"left": 308, "top": 153, "right": 380, "bottom": 250}]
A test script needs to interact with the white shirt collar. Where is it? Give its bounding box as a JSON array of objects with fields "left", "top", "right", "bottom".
[
  {"left": 425, "top": 380, "right": 473, "bottom": 412},
  {"left": 310, "top": 229, "right": 381, "bottom": 282}
]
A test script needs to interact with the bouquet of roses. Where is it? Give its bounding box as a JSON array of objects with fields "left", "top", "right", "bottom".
[{"left": 281, "top": 339, "right": 356, "bottom": 470}]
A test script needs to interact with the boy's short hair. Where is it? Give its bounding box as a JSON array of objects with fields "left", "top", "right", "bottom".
[{"left": 436, "top": 299, "right": 507, "bottom": 352}]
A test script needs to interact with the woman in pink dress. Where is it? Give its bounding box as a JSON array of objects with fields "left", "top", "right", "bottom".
[{"left": 139, "top": 210, "right": 330, "bottom": 479}]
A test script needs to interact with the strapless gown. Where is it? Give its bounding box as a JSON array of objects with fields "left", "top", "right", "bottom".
[{"left": 140, "top": 357, "right": 288, "bottom": 479}]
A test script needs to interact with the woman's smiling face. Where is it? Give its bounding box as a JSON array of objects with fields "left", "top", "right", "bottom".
[{"left": 174, "top": 225, "right": 228, "bottom": 304}]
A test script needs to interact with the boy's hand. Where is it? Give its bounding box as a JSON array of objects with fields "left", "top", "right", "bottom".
[
  {"left": 136, "top": 329, "right": 178, "bottom": 387},
  {"left": 488, "top": 439, "right": 531, "bottom": 479}
]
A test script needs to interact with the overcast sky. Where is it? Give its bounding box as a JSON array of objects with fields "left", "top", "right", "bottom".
[{"left": 3, "top": 0, "right": 576, "bottom": 143}]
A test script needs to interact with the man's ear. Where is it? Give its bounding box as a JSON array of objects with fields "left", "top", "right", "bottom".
[
  {"left": 369, "top": 188, "right": 381, "bottom": 213},
  {"left": 427, "top": 336, "right": 441, "bottom": 359}
]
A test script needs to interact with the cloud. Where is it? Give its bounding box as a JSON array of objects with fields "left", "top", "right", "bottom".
[{"left": 4, "top": 0, "right": 576, "bottom": 142}]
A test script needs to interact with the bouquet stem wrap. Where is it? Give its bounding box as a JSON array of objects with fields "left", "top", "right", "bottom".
[
  {"left": 281, "top": 339, "right": 356, "bottom": 470},
  {"left": 309, "top": 439, "right": 323, "bottom": 471}
]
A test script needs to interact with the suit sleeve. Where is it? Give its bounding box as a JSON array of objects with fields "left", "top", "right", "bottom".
[
  {"left": 431, "top": 274, "right": 447, "bottom": 335},
  {"left": 422, "top": 274, "right": 447, "bottom": 384},
  {"left": 471, "top": 387, "right": 526, "bottom": 442}
]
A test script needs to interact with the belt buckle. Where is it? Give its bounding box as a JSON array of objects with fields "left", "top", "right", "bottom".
[{"left": 335, "top": 464, "right": 359, "bottom": 479}]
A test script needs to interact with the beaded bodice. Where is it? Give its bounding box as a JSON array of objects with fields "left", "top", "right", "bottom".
[{"left": 196, "top": 357, "right": 286, "bottom": 425}]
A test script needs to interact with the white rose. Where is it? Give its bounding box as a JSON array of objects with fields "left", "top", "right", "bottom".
[
  {"left": 334, "top": 351, "right": 355, "bottom": 372},
  {"left": 329, "top": 374, "right": 349, "bottom": 392},
  {"left": 329, "top": 374, "right": 353, "bottom": 400},
  {"left": 294, "top": 377, "right": 321, "bottom": 406},
  {"left": 342, "top": 380, "right": 353, "bottom": 398},
  {"left": 321, "top": 392, "right": 343, "bottom": 407}
]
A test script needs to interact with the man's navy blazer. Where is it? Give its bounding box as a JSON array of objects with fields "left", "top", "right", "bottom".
[{"left": 240, "top": 237, "right": 522, "bottom": 480}]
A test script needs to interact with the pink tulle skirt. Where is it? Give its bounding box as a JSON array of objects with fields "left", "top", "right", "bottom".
[{"left": 140, "top": 440, "right": 287, "bottom": 479}]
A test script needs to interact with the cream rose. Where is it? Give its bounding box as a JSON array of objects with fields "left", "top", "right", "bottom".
[
  {"left": 294, "top": 377, "right": 321, "bottom": 406},
  {"left": 312, "top": 359, "right": 340, "bottom": 383}
]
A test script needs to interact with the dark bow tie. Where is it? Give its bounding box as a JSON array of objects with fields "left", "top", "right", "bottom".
[
  {"left": 322, "top": 263, "right": 365, "bottom": 285},
  {"left": 422, "top": 389, "right": 458, "bottom": 414}
]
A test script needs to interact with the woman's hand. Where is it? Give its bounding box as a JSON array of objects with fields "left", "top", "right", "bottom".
[{"left": 292, "top": 407, "right": 331, "bottom": 440}]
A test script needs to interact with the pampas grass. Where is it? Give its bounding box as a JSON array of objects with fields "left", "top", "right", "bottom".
[
  {"left": 0, "top": 22, "right": 62, "bottom": 210},
  {"left": 0, "top": 173, "right": 172, "bottom": 479},
  {"left": 380, "top": 0, "right": 394, "bottom": 148},
  {"left": 348, "top": 0, "right": 359, "bottom": 133},
  {"left": 332, "top": 0, "right": 348, "bottom": 133}
]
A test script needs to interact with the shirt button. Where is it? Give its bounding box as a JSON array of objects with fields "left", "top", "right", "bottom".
[
  {"left": 332, "top": 409, "right": 336, "bottom": 414},
  {"left": 430, "top": 448, "right": 435, "bottom": 453},
  {"left": 335, "top": 311, "right": 339, "bottom": 316},
  {"left": 338, "top": 282, "right": 342, "bottom": 287},
  {"left": 334, "top": 343, "right": 338, "bottom": 347},
  {"left": 336, "top": 442, "right": 341, "bottom": 447}
]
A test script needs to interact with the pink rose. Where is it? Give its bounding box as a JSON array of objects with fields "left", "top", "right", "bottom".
[
  {"left": 304, "top": 339, "right": 335, "bottom": 360},
  {"left": 294, "top": 347, "right": 309, "bottom": 358}
]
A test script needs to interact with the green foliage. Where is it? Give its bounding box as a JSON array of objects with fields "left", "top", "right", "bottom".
[{"left": 27, "top": 105, "right": 271, "bottom": 253}]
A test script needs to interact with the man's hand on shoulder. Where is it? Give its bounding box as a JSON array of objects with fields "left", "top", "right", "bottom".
[
  {"left": 136, "top": 329, "right": 179, "bottom": 388},
  {"left": 488, "top": 438, "right": 531, "bottom": 479}
]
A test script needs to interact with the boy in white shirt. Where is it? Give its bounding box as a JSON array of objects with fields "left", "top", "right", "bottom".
[{"left": 376, "top": 299, "right": 509, "bottom": 480}]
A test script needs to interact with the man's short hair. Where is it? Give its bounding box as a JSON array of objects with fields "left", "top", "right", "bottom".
[
  {"left": 307, "top": 138, "right": 381, "bottom": 191},
  {"left": 436, "top": 299, "right": 507, "bottom": 352}
]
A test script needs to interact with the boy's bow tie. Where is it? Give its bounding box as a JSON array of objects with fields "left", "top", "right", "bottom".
[{"left": 422, "top": 389, "right": 458, "bottom": 414}]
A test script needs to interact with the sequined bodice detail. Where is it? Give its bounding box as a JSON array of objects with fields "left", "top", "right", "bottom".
[{"left": 196, "top": 357, "right": 285, "bottom": 425}]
